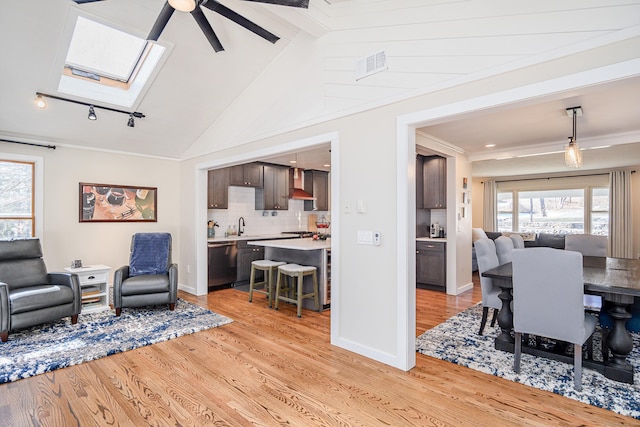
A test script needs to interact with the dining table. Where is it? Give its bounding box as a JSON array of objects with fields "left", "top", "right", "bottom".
[{"left": 482, "top": 256, "right": 640, "bottom": 384}]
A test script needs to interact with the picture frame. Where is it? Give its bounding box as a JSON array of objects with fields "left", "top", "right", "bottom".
[{"left": 79, "top": 183, "right": 157, "bottom": 222}]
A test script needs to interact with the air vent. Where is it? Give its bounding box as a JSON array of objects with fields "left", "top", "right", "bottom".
[{"left": 355, "top": 50, "right": 387, "bottom": 81}]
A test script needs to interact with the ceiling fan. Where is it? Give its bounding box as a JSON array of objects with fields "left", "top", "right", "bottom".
[{"left": 147, "top": 0, "right": 310, "bottom": 52}]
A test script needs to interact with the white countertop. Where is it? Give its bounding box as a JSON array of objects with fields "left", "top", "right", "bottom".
[
  {"left": 249, "top": 237, "right": 331, "bottom": 250},
  {"left": 416, "top": 237, "right": 447, "bottom": 242},
  {"left": 207, "top": 233, "right": 299, "bottom": 243}
]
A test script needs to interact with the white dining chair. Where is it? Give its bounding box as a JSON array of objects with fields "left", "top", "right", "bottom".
[
  {"left": 495, "top": 236, "right": 515, "bottom": 265},
  {"left": 474, "top": 238, "right": 501, "bottom": 335},
  {"left": 509, "top": 234, "right": 525, "bottom": 249},
  {"left": 512, "top": 247, "right": 597, "bottom": 391},
  {"left": 565, "top": 234, "right": 608, "bottom": 257}
]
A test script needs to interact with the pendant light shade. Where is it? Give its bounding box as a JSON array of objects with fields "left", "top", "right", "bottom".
[
  {"left": 564, "top": 107, "right": 583, "bottom": 169},
  {"left": 88, "top": 105, "right": 97, "bottom": 121}
]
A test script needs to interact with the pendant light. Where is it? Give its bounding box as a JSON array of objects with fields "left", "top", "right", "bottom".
[
  {"left": 88, "top": 105, "right": 97, "bottom": 121},
  {"left": 564, "top": 106, "right": 583, "bottom": 169}
]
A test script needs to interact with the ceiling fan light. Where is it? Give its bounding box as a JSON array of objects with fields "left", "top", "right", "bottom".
[
  {"left": 168, "top": 0, "right": 197, "bottom": 12},
  {"left": 34, "top": 95, "right": 47, "bottom": 109}
]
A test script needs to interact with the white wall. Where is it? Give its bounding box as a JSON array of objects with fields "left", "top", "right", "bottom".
[{"left": 1, "top": 143, "right": 180, "bottom": 278}]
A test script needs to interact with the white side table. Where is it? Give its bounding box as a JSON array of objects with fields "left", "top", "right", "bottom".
[{"left": 65, "top": 264, "right": 111, "bottom": 313}]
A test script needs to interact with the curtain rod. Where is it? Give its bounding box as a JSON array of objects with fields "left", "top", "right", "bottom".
[
  {"left": 1, "top": 138, "right": 56, "bottom": 150},
  {"left": 482, "top": 170, "right": 636, "bottom": 184}
]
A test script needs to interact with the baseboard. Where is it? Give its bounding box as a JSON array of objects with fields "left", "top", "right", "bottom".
[{"left": 456, "top": 281, "right": 474, "bottom": 295}]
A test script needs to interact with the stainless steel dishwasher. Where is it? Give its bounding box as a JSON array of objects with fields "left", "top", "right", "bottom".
[{"left": 207, "top": 241, "right": 237, "bottom": 290}]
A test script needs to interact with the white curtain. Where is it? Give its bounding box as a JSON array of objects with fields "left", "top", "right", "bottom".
[
  {"left": 609, "top": 169, "right": 634, "bottom": 258},
  {"left": 483, "top": 179, "right": 497, "bottom": 231}
]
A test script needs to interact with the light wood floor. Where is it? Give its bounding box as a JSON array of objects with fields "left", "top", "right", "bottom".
[{"left": 0, "top": 274, "right": 636, "bottom": 426}]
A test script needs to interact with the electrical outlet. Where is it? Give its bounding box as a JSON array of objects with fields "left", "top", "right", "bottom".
[{"left": 373, "top": 231, "right": 381, "bottom": 245}]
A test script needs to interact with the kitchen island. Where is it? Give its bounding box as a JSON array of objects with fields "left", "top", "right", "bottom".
[{"left": 248, "top": 238, "right": 331, "bottom": 311}]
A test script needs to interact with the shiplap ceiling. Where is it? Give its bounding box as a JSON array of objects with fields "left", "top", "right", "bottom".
[{"left": 1, "top": 0, "right": 639, "bottom": 176}]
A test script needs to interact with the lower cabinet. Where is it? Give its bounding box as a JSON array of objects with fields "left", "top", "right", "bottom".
[
  {"left": 236, "top": 241, "right": 265, "bottom": 283},
  {"left": 416, "top": 241, "right": 446, "bottom": 290}
]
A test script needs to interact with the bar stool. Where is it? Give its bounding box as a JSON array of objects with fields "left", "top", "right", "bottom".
[
  {"left": 275, "top": 263, "right": 320, "bottom": 318},
  {"left": 248, "top": 260, "right": 286, "bottom": 308}
]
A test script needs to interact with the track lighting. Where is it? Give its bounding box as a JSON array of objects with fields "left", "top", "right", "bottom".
[
  {"left": 34, "top": 94, "right": 47, "bottom": 109},
  {"left": 33, "top": 92, "right": 145, "bottom": 127}
]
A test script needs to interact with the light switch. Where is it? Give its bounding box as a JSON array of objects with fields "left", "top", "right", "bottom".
[
  {"left": 357, "top": 230, "right": 373, "bottom": 245},
  {"left": 356, "top": 199, "right": 366, "bottom": 213},
  {"left": 344, "top": 201, "right": 351, "bottom": 214}
]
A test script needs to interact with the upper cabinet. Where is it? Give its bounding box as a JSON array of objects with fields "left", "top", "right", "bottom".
[
  {"left": 229, "top": 163, "right": 263, "bottom": 187},
  {"left": 303, "top": 170, "right": 329, "bottom": 211},
  {"left": 419, "top": 155, "right": 447, "bottom": 209},
  {"left": 207, "top": 168, "right": 229, "bottom": 209},
  {"left": 255, "top": 164, "right": 289, "bottom": 210}
]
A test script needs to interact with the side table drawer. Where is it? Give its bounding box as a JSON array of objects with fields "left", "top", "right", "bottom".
[{"left": 76, "top": 270, "right": 108, "bottom": 285}]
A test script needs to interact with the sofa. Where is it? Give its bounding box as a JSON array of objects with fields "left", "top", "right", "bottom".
[{"left": 472, "top": 229, "right": 567, "bottom": 271}]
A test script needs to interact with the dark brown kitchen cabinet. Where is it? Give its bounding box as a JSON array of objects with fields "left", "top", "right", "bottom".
[
  {"left": 304, "top": 170, "right": 329, "bottom": 211},
  {"left": 229, "top": 163, "right": 263, "bottom": 187},
  {"left": 422, "top": 155, "right": 446, "bottom": 209},
  {"left": 236, "top": 240, "right": 265, "bottom": 283},
  {"left": 255, "top": 164, "right": 289, "bottom": 210},
  {"left": 207, "top": 168, "right": 229, "bottom": 209},
  {"left": 416, "top": 241, "right": 446, "bottom": 290}
]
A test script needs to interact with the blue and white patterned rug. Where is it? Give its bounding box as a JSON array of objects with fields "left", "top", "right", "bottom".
[
  {"left": 416, "top": 303, "right": 640, "bottom": 419},
  {"left": 0, "top": 299, "right": 232, "bottom": 384}
]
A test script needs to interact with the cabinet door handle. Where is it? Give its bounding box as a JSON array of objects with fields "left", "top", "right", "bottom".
[{"left": 88, "top": 275, "right": 95, "bottom": 279}]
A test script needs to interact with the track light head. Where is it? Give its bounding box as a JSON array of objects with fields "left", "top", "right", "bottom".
[
  {"left": 34, "top": 94, "right": 47, "bottom": 109},
  {"left": 88, "top": 105, "right": 97, "bottom": 121},
  {"left": 127, "top": 114, "right": 135, "bottom": 128}
]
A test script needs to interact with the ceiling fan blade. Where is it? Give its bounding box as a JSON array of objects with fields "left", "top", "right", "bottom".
[
  {"left": 191, "top": 7, "right": 225, "bottom": 52},
  {"left": 241, "top": 0, "right": 309, "bottom": 7},
  {"left": 147, "top": 2, "right": 175, "bottom": 41},
  {"left": 202, "top": 2, "right": 279, "bottom": 44}
]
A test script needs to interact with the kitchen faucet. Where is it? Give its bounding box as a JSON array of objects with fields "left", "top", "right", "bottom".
[{"left": 238, "top": 217, "right": 245, "bottom": 236}]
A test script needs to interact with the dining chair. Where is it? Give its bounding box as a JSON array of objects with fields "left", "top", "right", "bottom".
[
  {"left": 474, "top": 238, "right": 501, "bottom": 335},
  {"left": 565, "top": 234, "right": 608, "bottom": 257},
  {"left": 509, "top": 234, "right": 525, "bottom": 249},
  {"left": 512, "top": 247, "right": 597, "bottom": 391},
  {"left": 565, "top": 234, "right": 607, "bottom": 312},
  {"left": 495, "top": 236, "right": 515, "bottom": 265}
]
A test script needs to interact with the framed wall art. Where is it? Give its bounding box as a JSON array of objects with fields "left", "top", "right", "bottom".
[{"left": 79, "top": 183, "right": 157, "bottom": 222}]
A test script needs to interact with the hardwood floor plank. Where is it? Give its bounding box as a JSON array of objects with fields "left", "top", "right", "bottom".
[{"left": 0, "top": 274, "right": 636, "bottom": 426}]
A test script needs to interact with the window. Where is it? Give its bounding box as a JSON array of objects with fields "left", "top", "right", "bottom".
[
  {"left": 57, "top": 15, "right": 165, "bottom": 108},
  {"left": 0, "top": 160, "right": 35, "bottom": 239},
  {"left": 496, "top": 175, "right": 609, "bottom": 236}
]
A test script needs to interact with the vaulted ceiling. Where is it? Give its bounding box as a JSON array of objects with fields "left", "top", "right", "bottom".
[{"left": 1, "top": 1, "right": 639, "bottom": 176}]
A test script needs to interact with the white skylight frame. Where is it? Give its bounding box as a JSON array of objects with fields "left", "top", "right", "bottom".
[{"left": 53, "top": 9, "right": 169, "bottom": 109}]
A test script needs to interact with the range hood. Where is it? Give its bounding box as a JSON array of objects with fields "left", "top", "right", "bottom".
[{"left": 289, "top": 169, "right": 315, "bottom": 200}]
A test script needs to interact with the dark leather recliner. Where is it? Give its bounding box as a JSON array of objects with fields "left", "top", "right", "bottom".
[
  {"left": 0, "top": 238, "right": 81, "bottom": 342},
  {"left": 113, "top": 233, "right": 178, "bottom": 316}
]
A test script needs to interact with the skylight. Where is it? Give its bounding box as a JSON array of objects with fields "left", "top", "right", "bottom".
[{"left": 57, "top": 15, "right": 165, "bottom": 108}]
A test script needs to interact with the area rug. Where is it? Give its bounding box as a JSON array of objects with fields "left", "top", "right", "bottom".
[
  {"left": 416, "top": 303, "right": 640, "bottom": 419},
  {"left": 0, "top": 299, "right": 233, "bottom": 384}
]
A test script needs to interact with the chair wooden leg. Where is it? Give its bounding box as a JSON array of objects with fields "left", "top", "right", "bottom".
[
  {"left": 115, "top": 307, "right": 122, "bottom": 316},
  {"left": 169, "top": 303, "right": 175, "bottom": 311},
  {"left": 71, "top": 314, "right": 78, "bottom": 324},
  {"left": 574, "top": 344, "right": 583, "bottom": 391},
  {"left": 0, "top": 331, "right": 8, "bottom": 342},
  {"left": 514, "top": 332, "right": 522, "bottom": 373},
  {"left": 490, "top": 308, "right": 498, "bottom": 327},
  {"left": 478, "top": 307, "right": 489, "bottom": 335},
  {"left": 296, "top": 273, "right": 304, "bottom": 318},
  {"left": 248, "top": 264, "right": 256, "bottom": 303},
  {"left": 275, "top": 271, "right": 283, "bottom": 311}
]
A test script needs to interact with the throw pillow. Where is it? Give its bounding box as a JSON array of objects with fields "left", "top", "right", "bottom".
[{"left": 472, "top": 228, "right": 488, "bottom": 242}]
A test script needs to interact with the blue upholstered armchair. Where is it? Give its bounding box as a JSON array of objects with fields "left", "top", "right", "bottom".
[
  {"left": 113, "top": 233, "right": 178, "bottom": 316},
  {"left": 0, "top": 238, "right": 81, "bottom": 342}
]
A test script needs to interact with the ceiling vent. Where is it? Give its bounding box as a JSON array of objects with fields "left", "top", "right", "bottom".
[{"left": 355, "top": 50, "right": 387, "bottom": 81}]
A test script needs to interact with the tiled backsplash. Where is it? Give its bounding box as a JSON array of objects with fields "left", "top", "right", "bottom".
[
  {"left": 208, "top": 186, "right": 330, "bottom": 235},
  {"left": 431, "top": 209, "right": 447, "bottom": 234}
]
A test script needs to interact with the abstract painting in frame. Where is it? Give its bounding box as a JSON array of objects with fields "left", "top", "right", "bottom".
[{"left": 79, "top": 183, "right": 157, "bottom": 222}]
